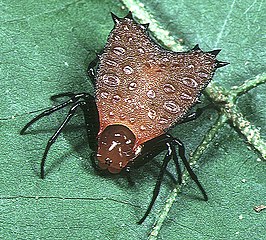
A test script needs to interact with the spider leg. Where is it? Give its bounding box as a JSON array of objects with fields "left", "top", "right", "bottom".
[
  {"left": 172, "top": 145, "right": 182, "bottom": 185},
  {"left": 50, "top": 92, "right": 92, "bottom": 101},
  {"left": 173, "top": 138, "right": 208, "bottom": 201},
  {"left": 181, "top": 104, "right": 215, "bottom": 124},
  {"left": 20, "top": 100, "right": 76, "bottom": 135},
  {"left": 132, "top": 133, "right": 207, "bottom": 223},
  {"left": 137, "top": 142, "right": 173, "bottom": 224},
  {"left": 20, "top": 93, "right": 96, "bottom": 131},
  {"left": 40, "top": 100, "right": 87, "bottom": 178},
  {"left": 50, "top": 92, "right": 76, "bottom": 101},
  {"left": 153, "top": 161, "right": 177, "bottom": 185},
  {"left": 50, "top": 92, "right": 99, "bottom": 151},
  {"left": 90, "top": 152, "right": 104, "bottom": 172},
  {"left": 128, "top": 135, "right": 178, "bottom": 184},
  {"left": 124, "top": 167, "right": 135, "bottom": 186},
  {"left": 87, "top": 57, "right": 98, "bottom": 83}
]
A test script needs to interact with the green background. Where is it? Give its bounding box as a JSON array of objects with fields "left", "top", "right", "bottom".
[{"left": 1, "top": 0, "right": 265, "bottom": 239}]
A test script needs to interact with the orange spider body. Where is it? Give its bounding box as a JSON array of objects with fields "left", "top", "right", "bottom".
[{"left": 96, "top": 13, "right": 219, "bottom": 173}]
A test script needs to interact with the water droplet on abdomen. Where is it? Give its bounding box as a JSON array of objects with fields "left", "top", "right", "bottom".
[
  {"left": 181, "top": 77, "right": 198, "bottom": 88},
  {"left": 198, "top": 71, "right": 209, "bottom": 78},
  {"left": 103, "top": 74, "right": 120, "bottom": 87},
  {"left": 148, "top": 109, "right": 157, "bottom": 120},
  {"left": 123, "top": 65, "right": 134, "bottom": 74},
  {"left": 147, "top": 89, "right": 156, "bottom": 99},
  {"left": 158, "top": 117, "right": 168, "bottom": 125},
  {"left": 105, "top": 59, "right": 118, "bottom": 66},
  {"left": 180, "top": 92, "right": 193, "bottom": 100},
  {"left": 128, "top": 82, "right": 137, "bottom": 90},
  {"left": 100, "top": 91, "right": 109, "bottom": 99},
  {"left": 113, "top": 46, "right": 126, "bottom": 55},
  {"left": 163, "top": 100, "right": 180, "bottom": 114},
  {"left": 112, "top": 94, "right": 121, "bottom": 102},
  {"left": 163, "top": 83, "right": 176, "bottom": 93},
  {"left": 138, "top": 47, "right": 145, "bottom": 53}
]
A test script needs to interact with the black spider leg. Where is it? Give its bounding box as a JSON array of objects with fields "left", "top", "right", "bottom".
[
  {"left": 173, "top": 138, "right": 208, "bottom": 201},
  {"left": 50, "top": 92, "right": 99, "bottom": 152},
  {"left": 181, "top": 104, "right": 212, "bottom": 124},
  {"left": 38, "top": 101, "right": 87, "bottom": 178},
  {"left": 124, "top": 134, "right": 178, "bottom": 186},
  {"left": 137, "top": 142, "right": 174, "bottom": 224},
  {"left": 87, "top": 50, "right": 103, "bottom": 85},
  {"left": 20, "top": 93, "right": 91, "bottom": 135},
  {"left": 20, "top": 93, "right": 99, "bottom": 178},
  {"left": 51, "top": 92, "right": 100, "bottom": 170},
  {"left": 172, "top": 144, "right": 182, "bottom": 185},
  {"left": 128, "top": 134, "right": 207, "bottom": 224}
]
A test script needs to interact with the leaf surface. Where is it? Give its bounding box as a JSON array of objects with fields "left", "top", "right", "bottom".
[{"left": 1, "top": 0, "right": 265, "bottom": 239}]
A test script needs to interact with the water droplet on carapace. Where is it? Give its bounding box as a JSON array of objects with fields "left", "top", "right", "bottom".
[
  {"left": 148, "top": 109, "right": 157, "bottom": 120},
  {"left": 123, "top": 65, "right": 134, "bottom": 74},
  {"left": 181, "top": 77, "right": 198, "bottom": 88},
  {"left": 100, "top": 91, "right": 109, "bottom": 99},
  {"left": 163, "top": 83, "right": 176, "bottom": 93},
  {"left": 180, "top": 92, "right": 193, "bottom": 100},
  {"left": 128, "top": 82, "right": 137, "bottom": 90},
  {"left": 147, "top": 89, "right": 156, "bottom": 99},
  {"left": 113, "top": 46, "right": 126, "bottom": 55},
  {"left": 158, "top": 117, "right": 169, "bottom": 125},
  {"left": 113, "top": 94, "right": 121, "bottom": 102},
  {"left": 138, "top": 47, "right": 145, "bottom": 53},
  {"left": 140, "top": 125, "right": 146, "bottom": 131},
  {"left": 103, "top": 74, "right": 120, "bottom": 87},
  {"left": 163, "top": 100, "right": 180, "bottom": 114},
  {"left": 197, "top": 71, "right": 209, "bottom": 78},
  {"left": 105, "top": 59, "right": 118, "bottom": 66}
]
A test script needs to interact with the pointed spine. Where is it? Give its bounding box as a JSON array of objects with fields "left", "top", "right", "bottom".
[
  {"left": 125, "top": 11, "right": 133, "bottom": 19},
  {"left": 140, "top": 23, "right": 150, "bottom": 30},
  {"left": 208, "top": 49, "right": 221, "bottom": 56},
  {"left": 192, "top": 44, "right": 201, "bottom": 51},
  {"left": 215, "top": 60, "right": 230, "bottom": 68},
  {"left": 111, "top": 12, "right": 121, "bottom": 24}
]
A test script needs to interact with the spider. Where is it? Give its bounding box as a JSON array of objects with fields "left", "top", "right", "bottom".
[{"left": 20, "top": 12, "right": 228, "bottom": 224}]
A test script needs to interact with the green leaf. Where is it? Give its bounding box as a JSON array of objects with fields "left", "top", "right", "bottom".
[{"left": 1, "top": 1, "right": 265, "bottom": 240}]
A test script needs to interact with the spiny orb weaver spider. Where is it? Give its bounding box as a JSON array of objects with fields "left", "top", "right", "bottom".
[{"left": 20, "top": 12, "right": 229, "bottom": 224}]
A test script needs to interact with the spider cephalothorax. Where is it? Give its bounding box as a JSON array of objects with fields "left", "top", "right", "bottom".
[{"left": 21, "top": 12, "right": 228, "bottom": 224}]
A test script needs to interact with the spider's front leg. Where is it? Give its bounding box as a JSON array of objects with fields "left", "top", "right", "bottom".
[
  {"left": 129, "top": 134, "right": 207, "bottom": 224},
  {"left": 20, "top": 93, "right": 98, "bottom": 178}
]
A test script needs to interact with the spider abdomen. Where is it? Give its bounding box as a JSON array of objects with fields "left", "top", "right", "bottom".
[{"left": 96, "top": 13, "right": 222, "bottom": 167}]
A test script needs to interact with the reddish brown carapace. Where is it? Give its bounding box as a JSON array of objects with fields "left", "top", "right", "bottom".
[{"left": 95, "top": 13, "right": 223, "bottom": 173}]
